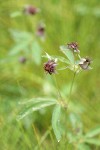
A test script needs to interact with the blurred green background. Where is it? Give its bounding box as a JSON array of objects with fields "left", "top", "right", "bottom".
[{"left": 0, "top": 0, "right": 100, "bottom": 150}]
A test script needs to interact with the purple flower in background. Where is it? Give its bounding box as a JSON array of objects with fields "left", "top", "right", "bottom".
[
  {"left": 19, "top": 56, "right": 26, "bottom": 64},
  {"left": 23, "top": 5, "right": 40, "bottom": 15},
  {"left": 36, "top": 23, "right": 45, "bottom": 37}
]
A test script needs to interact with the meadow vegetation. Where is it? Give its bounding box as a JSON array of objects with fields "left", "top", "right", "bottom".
[{"left": 0, "top": 0, "right": 100, "bottom": 150}]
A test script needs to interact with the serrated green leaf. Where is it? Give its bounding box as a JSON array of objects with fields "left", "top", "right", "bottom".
[
  {"left": 32, "top": 41, "right": 42, "bottom": 65},
  {"left": 17, "top": 100, "right": 57, "bottom": 120},
  {"left": 52, "top": 104, "right": 62, "bottom": 142},
  {"left": 9, "top": 30, "right": 33, "bottom": 55},
  {"left": 10, "top": 29, "right": 32, "bottom": 42},
  {"left": 84, "top": 138, "right": 100, "bottom": 146},
  {"left": 60, "top": 45, "right": 75, "bottom": 64},
  {"left": 85, "top": 126, "right": 100, "bottom": 138}
]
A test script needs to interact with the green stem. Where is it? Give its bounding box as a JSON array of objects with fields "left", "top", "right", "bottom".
[
  {"left": 53, "top": 75, "right": 62, "bottom": 100},
  {"left": 67, "top": 71, "right": 76, "bottom": 105}
]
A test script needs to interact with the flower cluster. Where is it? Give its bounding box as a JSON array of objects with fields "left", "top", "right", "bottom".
[
  {"left": 67, "top": 42, "right": 92, "bottom": 70},
  {"left": 43, "top": 42, "right": 92, "bottom": 74}
]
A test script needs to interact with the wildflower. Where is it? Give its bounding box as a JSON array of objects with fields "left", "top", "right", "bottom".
[
  {"left": 44, "top": 59, "right": 57, "bottom": 75},
  {"left": 67, "top": 42, "right": 80, "bottom": 53},
  {"left": 36, "top": 23, "right": 45, "bottom": 37},
  {"left": 23, "top": 5, "right": 40, "bottom": 15},
  {"left": 19, "top": 56, "right": 26, "bottom": 63},
  {"left": 79, "top": 57, "right": 92, "bottom": 70}
]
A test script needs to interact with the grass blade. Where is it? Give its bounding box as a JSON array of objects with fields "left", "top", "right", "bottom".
[{"left": 85, "top": 126, "right": 100, "bottom": 138}]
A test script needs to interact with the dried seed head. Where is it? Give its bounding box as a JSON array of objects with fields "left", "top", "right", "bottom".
[
  {"left": 79, "top": 57, "right": 92, "bottom": 70},
  {"left": 44, "top": 59, "right": 57, "bottom": 75},
  {"left": 23, "top": 5, "right": 40, "bottom": 15},
  {"left": 67, "top": 42, "right": 80, "bottom": 53}
]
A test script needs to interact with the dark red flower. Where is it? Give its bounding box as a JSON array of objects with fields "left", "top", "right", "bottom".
[
  {"left": 44, "top": 60, "right": 57, "bottom": 75},
  {"left": 23, "top": 5, "right": 40, "bottom": 15},
  {"left": 67, "top": 42, "right": 79, "bottom": 53}
]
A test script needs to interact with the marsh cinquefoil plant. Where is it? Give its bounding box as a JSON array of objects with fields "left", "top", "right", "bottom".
[{"left": 18, "top": 42, "right": 95, "bottom": 145}]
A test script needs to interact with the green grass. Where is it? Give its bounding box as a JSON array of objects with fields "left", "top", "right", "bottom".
[{"left": 0, "top": 0, "right": 100, "bottom": 149}]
